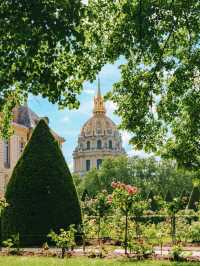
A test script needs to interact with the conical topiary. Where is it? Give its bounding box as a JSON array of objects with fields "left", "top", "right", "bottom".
[
  {"left": 2, "top": 119, "right": 82, "bottom": 246},
  {"left": 187, "top": 186, "right": 200, "bottom": 211},
  {"left": 147, "top": 190, "right": 159, "bottom": 212},
  {"left": 179, "top": 189, "right": 189, "bottom": 209},
  {"left": 81, "top": 189, "right": 89, "bottom": 201},
  {"left": 165, "top": 190, "right": 173, "bottom": 202}
]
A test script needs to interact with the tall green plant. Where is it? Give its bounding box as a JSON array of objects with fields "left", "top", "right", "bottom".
[
  {"left": 111, "top": 182, "right": 138, "bottom": 254},
  {"left": 2, "top": 119, "right": 82, "bottom": 246},
  {"left": 187, "top": 186, "right": 200, "bottom": 211}
]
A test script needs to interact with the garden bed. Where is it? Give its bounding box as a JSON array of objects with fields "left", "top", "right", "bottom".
[{"left": 1, "top": 245, "right": 200, "bottom": 262}]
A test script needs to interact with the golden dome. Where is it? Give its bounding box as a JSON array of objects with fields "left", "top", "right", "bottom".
[
  {"left": 81, "top": 114, "right": 118, "bottom": 137},
  {"left": 73, "top": 80, "right": 126, "bottom": 175},
  {"left": 81, "top": 79, "right": 118, "bottom": 137}
]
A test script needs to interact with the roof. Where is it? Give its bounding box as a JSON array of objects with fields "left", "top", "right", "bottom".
[
  {"left": 13, "top": 105, "right": 39, "bottom": 128},
  {"left": 81, "top": 113, "right": 118, "bottom": 137},
  {"left": 13, "top": 105, "right": 65, "bottom": 143}
]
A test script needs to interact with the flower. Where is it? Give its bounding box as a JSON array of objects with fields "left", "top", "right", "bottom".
[
  {"left": 107, "top": 195, "right": 113, "bottom": 203},
  {"left": 111, "top": 181, "right": 138, "bottom": 195},
  {"left": 111, "top": 181, "right": 117, "bottom": 188},
  {"left": 125, "top": 185, "right": 138, "bottom": 195}
]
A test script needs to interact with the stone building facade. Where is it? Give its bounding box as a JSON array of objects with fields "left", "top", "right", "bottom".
[
  {"left": 73, "top": 84, "right": 126, "bottom": 175},
  {"left": 0, "top": 105, "right": 64, "bottom": 197}
]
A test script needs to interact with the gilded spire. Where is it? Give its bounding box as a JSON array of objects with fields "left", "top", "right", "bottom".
[
  {"left": 93, "top": 78, "right": 106, "bottom": 115},
  {"left": 97, "top": 77, "right": 101, "bottom": 97}
]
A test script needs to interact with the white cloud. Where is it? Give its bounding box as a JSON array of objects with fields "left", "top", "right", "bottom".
[
  {"left": 127, "top": 149, "right": 151, "bottom": 158},
  {"left": 120, "top": 130, "right": 132, "bottom": 145},
  {"left": 72, "top": 99, "right": 93, "bottom": 116},
  {"left": 120, "top": 130, "right": 152, "bottom": 158},
  {"left": 61, "top": 115, "right": 70, "bottom": 123},
  {"left": 84, "top": 88, "right": 95, "bottom": 95},
  {"left": 105, "top": 100, "right": 117, "bottom": 114}
]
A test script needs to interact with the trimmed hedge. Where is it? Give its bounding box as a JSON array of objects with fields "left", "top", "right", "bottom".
[
  {"left": 188, "top": 186, "right": 200, "bottom": 211},
  {"left": 2, "top": 119, "right": 82, "bottom": 246},
  {"left": 147, "top": 190, "right": 159, "bottom": 212},
  {"left": 165, "top": 190, "right": 173, "bottom": 202}
]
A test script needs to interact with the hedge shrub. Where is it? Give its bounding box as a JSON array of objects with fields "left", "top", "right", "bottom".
[{"left": 2, "top": 119, "right": 82, "bottom": 246}]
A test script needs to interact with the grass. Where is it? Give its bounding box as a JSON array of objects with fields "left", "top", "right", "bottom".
[{"left": 0, "top": 257, "right": 198, "bottom": 266}]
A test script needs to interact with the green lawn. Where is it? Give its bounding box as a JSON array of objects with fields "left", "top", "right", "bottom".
[{"left": 0, "top": 257, "right": 198, "bottom": 266}]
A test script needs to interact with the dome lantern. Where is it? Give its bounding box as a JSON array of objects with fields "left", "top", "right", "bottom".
[{"left": 93, "top": 78, "right": 106, "bottom": 115}]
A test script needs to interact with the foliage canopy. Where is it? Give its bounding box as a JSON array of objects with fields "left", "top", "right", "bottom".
[
  {"left": 81, "top": 0, "right": 200, "bottom": 169},
  {"left": 1, "top": 1, "right": 200, "bottom": 167},
  {"left": 79, "top": 156, "right": 194, "bottom": 198}
]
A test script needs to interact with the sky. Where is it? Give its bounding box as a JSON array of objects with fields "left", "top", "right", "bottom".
[{"left": 28, "top": 59, "right": 148, "bottom": 171}]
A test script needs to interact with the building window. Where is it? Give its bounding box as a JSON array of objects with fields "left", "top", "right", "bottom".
[
  {"left": 86, "top": 160, "right": 90, "bottom": 171},
  {"left": 86, "top": 141, "right": 90, "bottom": 150},
  {"left": 96, "top": 128, "right": 102, "bottom": 135},
  {"left": 97, "top": 159, "right": 102, "bottom": 169},
  {"left": 4, "top": 140, "right": 10, "bottom": 168},
  {"left": 109, "top": 140, "right": 113, "bottom": 149},
  {"left": 19, "top": 138, "right": 25, "bottom": 153},
  {"left": 107, "top": 129, "right": 112, "bottom": 134},
  {"left": 97, "top": 139, "right": 102, "bottom": 149}
]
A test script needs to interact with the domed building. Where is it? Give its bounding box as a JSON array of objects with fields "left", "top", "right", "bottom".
[{"left": 73, "top": 83, "right": 126, "bottom": 175}]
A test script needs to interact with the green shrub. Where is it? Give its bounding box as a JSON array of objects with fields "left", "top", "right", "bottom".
[
  {"left": 170, "top": 244, "right": 184, "bottom": 261},
  {"left": 189, "top": 221, "right": 200, "bottom": 242},
  {"left": 2, "top": 119, "right": 82, "bottom": 246},
  {"left": 48, "top": 225, "right": 76, "bottom": 258},
  {"left": 147, "top": 191, "right": 161, "bottom": 212}
]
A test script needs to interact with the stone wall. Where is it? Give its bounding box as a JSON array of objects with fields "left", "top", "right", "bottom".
[{"left": 0, "top": 125, "right": 29, "bottom": 196}]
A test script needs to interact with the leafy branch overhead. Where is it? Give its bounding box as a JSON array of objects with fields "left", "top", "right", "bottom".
[
  {"left": 0, "top": 0, "right": 88, "bottom": 131},
  {"left": 1, "top": 1, "right": 200, "bottom": 168},
  {"left": 82, "top": 0, "right": 200, "bottom": 169}
]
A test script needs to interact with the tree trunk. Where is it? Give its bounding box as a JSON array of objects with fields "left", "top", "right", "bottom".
[
  {"left": 97, "top": 215, "right": 101, "bottom": 246},
  {"left": 124, "top": 212, "right": 128, "bottom": 255},
  {"left": 171, "top": 214, "right": 176, "bottom": 244},
  {"left": 61, "top": 247, "right": 65, "bottom": 258},
  {"left": 83, "top": 233, "right": 86, "bottom": 254}
]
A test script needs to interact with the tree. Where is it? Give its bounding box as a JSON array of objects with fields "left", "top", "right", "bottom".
[
  {"left": 80, "top": 169, "right": 102, "bottom": 197},
  {"left": 187, "top": 186, "right": 200, "bottom": 211},
  {"left": 79, "top": 156, "right": 194, "bottom": 198},
  {"left": 2, "top": 2, "right": 199, "bottom": 166},
  {"left": 0, "top": 0, "right": 87, "bottom": 138},
  {"left": 2, "top": 119, "right": 82, "bottom": 246},
  {"left": 111, "top": 182, "right": 139, "bottom": 254},
  {"left": 82, "top": 1, "right": 200, "bottom": 169}
]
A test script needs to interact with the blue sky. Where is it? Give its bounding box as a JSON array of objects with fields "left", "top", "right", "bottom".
[{"left": 28, "top": 59, "right": 148, "bottom": 170}]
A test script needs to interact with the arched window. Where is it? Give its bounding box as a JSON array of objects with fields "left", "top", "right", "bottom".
[
  {"left": 86, "top": 160, "right": 90, "bottom": 171},
  {"left": 97, "top": 139, "right": 102, "bottom": 149},
  {"left": 4, "top": 140, "right": 10, "bottom": 168},
  {"left": 86, "top": 141, "right": 90, "bottom": 150},
  {"left": 97, "top": 159, "right": 102, "bottom": 169},
  {"left": 109, "top": 140, "right": 112, "bottom": 149}
]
